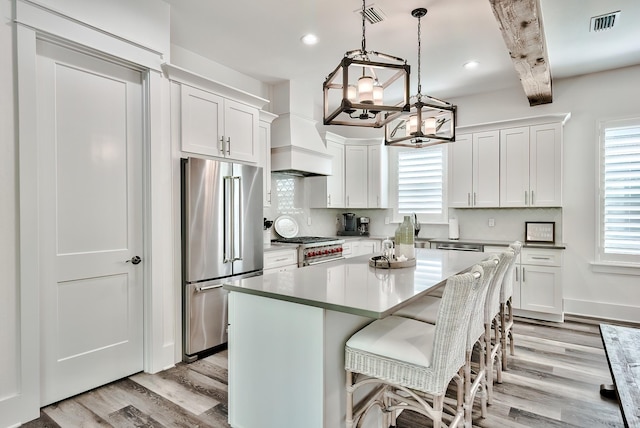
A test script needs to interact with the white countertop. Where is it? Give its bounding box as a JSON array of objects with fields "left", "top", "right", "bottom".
[{"left": 224, "top": 248, "right": 488, "bottom": 318}]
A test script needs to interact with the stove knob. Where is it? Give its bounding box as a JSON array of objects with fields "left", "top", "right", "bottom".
[{"left": 309, "top": 251, "right": 315, "bottom": 257}]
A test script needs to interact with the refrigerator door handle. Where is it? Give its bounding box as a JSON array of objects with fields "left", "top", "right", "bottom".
[
  {"left": 223, "top": 175, "right": 234, "bottom": 263},
  {"left": 232, "top": 176, "right": 243, "bottom": 261}
]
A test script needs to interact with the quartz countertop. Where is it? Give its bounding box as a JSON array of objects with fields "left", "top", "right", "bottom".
[{"left": 224, "top": 248, "right": 487, "bottom": 318}]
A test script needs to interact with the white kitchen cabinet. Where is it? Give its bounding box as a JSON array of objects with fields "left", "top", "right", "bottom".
[
  {"left": 342, "top": 239, "right": 379, "bottom": 259},
  {"left": 484, "top": 245, "right": 563, "bottom": 322},
  {"left": 500, "top": 123, "right": 562, "bottom": 207},
  {"left": 258, "top": 111, "right": 277, "bottom": 207},
  {"left": 308, "top": 140, "right": 345, "bottom": 208},
  {"left": 263, "top": 248, "right": 298, "bottom": 274},
  {"left": 180, "top": 84, "right": 259, "bottom": 163},
  {"left": 516, "top": 248, "right": 563, "bottom": 317},
  {"left": 344, "top": 144, "right": 368, "bottom": 208},
  {"left": 359, "top": 239, "right": 379, "bottom": 255},
  {"left": 367, "top": 144, "right": 388, "bottom": 208},
  {"left": 448, "top": 131, "right": 500, "bottom": 207}
]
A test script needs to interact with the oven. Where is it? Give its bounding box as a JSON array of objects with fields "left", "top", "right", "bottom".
[{"left": 272, "top": 236, "right": 345, "bottom": 267}]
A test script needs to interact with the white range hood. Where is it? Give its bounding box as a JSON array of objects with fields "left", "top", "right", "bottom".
[
  {"left": 269, "top": 80, "right": 332, "bottom": 177},
  {"left": 270, "top": 113, "right": 332, "bottom": 177}
]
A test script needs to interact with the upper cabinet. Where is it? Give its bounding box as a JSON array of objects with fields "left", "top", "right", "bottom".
[
  {"left": 181, "top": 85, "right": 258, "bottom": 163},
  {"left": 163, "top": 63, "right": 269, "bottom": 164},
  {"left": 308, "top": 139, "right": 345, "bottom": 208},
  {"left": 500, "top": 123, "right": 562, "bottom": 207},
  {"left": 309, "top": 135, "right": 387, "bottom": 209},
  {"left": 449, "top": 115, "right": 567, "bottom": 208},
  {"left": 448, "top": 131, "right": 500, "bottom": 207},
  {"left": 258, "top": 111, "right": 278, "bottom": 207}
]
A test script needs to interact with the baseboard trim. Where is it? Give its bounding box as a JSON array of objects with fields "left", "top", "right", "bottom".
[{"left": 564, "top": 298, "right": 640, "bottom": 325}]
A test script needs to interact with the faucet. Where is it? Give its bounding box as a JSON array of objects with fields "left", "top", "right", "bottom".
[{"left": 413, "top": 213, "right": 421, "bottom": 237}]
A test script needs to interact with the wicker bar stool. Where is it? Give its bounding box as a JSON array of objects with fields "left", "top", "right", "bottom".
[
  {"left": 483, "top": 249, "right": 514, "bottom": 404},
  {"left": 393, "top": 256, "right": 500, "bottom": 428},
  {"left": 345, "top": 266, "right": 484, "bottom": 428},
  {"left": 500, "top": 241, "right": 522, "bottom": 371}
]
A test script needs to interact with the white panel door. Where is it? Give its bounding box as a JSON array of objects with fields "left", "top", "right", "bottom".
[{"left": 37, "top": 40, "right": 144, "bottom": 406}]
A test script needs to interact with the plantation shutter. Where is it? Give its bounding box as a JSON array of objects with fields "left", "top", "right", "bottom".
[
  {"left": 603, "top": 125, "right": 640, "bottom": 255},
  {"left": 397, "top": 148, "right": 443, "bottom": 215}
]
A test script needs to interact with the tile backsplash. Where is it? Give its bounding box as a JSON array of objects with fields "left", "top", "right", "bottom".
[{"left": 264, "top": 174, "right": 563, "bottom": 243}]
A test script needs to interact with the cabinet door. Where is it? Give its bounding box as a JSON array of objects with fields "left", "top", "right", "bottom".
[
  {"left": 473, "top": 130, "right": 500, "bottom": 207},
  {"left": 367, "top": 144, "right": 388, "bottom": 208},
  {"left": 308, "top": 141, "right": 345, "bottom": 208},
  {"left": 359, "top": 240, "right": 378, "bottom": 255},
  {"left": 344, "top": 145, "right": 368, "bottom": 208},
  {"left": 224, "top": 99, "right": 258, "bottom": 163},
  {"left": 327, "top": 141, "right": 345, "bottom": 207},
  {"left": 519, "top": 265, "right": 562, "bottom": 314},
  {"left": 530, "top": 123, "right": 562, "bottom": 207},
  {"left": 448, "top": 133, "right": 473, "bottom": 207},
  {"left": 181, "top": 85, "right": 225, "bottom": 157},
  {"left": 500, "top": 127, "right": 529, "bottom": 207},
  {"left": 258, "top": 120, "right": 271, "bottom": 206}
]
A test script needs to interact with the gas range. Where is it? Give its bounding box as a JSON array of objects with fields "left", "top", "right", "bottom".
[{"left": 272, "top": 236, "right": 345, "bottom": 266}]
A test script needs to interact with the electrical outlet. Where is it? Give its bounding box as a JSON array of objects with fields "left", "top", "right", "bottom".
[
  {"left": 307, "top": 217, "right": 312, "bottom": 226},
  {"left": 488, "top": 218, "right": 495, "bottom": 227},
  {"left": 385, "top": 217, "right": 390, "bottom": 225}
]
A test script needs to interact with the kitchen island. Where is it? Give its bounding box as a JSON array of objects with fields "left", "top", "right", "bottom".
[{"left": 223, "top": 248, "right": 488, "bottom": 428}]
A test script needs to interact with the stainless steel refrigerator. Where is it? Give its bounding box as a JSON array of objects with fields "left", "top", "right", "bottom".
[{"left": 181, "top": 157, "right": 263, "bottom": 361}]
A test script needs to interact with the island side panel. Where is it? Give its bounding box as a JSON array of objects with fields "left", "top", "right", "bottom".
[
  {"left": 323, "top": 308, "right": 374, "bottom": 427},
  {"left": 228, "top": 292, "right": 324, "bottom": 428}
]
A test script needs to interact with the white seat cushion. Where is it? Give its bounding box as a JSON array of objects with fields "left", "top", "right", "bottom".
[
  {"left": 346, "top": 315, "right": 436, "bottom": 368},
  {"left": 393, "top": 296, "right": 441, "bottom": 325}
]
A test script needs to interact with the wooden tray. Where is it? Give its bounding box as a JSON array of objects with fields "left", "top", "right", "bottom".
[{"left": 369, "top": 256, "right": 416, "bottom": 269}]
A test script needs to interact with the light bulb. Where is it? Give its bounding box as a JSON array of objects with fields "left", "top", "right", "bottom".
[
  {"left": 357, "top": 76, "right": 374, "bottom": 104},
  {"left": 373, "top": 84, "right": 383, "bottom": 105},
  {"left": 407, "top": 114, "right": 418, "bottom": 136},
  {"left": 424, "top": 117, "right": 437, "bottom": 134}
]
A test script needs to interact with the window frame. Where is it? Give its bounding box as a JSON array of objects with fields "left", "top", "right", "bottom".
[
  {"left": 388, "top": 144, "right": 449, "bottom": 225},
  {"left": 595, "top": 116, "right": 640, "bottom": 269}
]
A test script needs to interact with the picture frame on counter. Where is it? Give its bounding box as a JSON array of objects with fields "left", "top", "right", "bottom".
[{"left": 525, "top": 221, "right": 555, "bottom": 244}]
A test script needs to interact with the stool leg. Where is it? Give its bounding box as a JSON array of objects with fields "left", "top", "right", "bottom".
[
  {"left": 500, "top": 302, "right": 508, "bottom": 371},
  {"left": 346, "top": 371, "right": 354, "bottom": 428}
]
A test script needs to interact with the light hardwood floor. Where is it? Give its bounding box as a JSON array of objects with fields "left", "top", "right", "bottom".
[{"left": 23, "top": 317, "right": 626, "bottom": 427}]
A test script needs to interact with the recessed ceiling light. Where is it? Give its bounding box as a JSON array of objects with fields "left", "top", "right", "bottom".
[
  {"left": 463, "top": 61, "right": 479, "bottom": 70},
  {"left": 301, "top": 34, "right": 318, "bottom": 45}
]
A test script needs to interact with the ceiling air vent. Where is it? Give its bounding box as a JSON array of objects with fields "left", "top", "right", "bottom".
[
  {"left": 355, "top": 4, "right": 386, "bottom": 24},
  {"left": 590, "top": 10, "right": 620, "bottom": 32}
]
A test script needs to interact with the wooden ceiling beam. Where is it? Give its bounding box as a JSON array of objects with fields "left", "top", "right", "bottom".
[{"left": 489, "top": 0, "right": 552, "bottom": 106}]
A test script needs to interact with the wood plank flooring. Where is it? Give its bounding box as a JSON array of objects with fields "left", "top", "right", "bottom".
[{"left": 22, "top": 317, "right": 626, "bottom": 428}]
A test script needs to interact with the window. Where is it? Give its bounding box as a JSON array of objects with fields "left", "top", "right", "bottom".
[
  {"left": 598, "top": 118, "right": 640, "bottom": 265},
  {"left": 390, "top": 146, "right": 447, "bottom": 223}
]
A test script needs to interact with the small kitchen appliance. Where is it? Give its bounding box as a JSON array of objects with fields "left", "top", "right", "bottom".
[
  {"left": 357, "top": 216, "right": 370, "bottom": 235},
  {"left": 338, "top": 212, "right": 361, "bottom": 236}
]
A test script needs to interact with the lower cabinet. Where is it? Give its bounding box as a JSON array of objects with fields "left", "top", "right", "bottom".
[
  {"left": 342, "top": 239, "right": 380, "bottom": 259},
  {"left": 516, "top": 248, "right": 563, "bottom": 319},
  {"left": 263, "top": 248, "right": 298, "bottom": 274},
  {"left": 484, "top": 245, "right": 563, "bottom": 322}
]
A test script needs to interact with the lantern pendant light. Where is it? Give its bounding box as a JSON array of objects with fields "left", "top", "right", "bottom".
[
  {"left": 384, "top": 8, "right": 457, "bottom": 147},
  {"left": 323, "top": 0, "right": 411, "bottom": 128}
]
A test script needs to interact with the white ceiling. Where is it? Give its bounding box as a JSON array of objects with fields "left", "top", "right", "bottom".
[{"left": 165, "top": 0, "right": 640, "bottom": 101}]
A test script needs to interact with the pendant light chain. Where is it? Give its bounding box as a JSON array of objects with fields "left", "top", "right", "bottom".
[
  {"left": 416, "top": 12, "right": 422, "bottom": 101},
  {"left": 361, "top": 0, "right": 367, "bottom": 55}
]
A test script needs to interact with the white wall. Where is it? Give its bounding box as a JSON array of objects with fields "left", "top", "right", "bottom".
[{"left": 448, "top": 65, "right": 640, "bottom": 322}]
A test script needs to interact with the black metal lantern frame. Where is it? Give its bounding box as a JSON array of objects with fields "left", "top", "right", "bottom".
[
  {"left": 384, "top": 95, "right": 457, "bottom": 147},
  {"left": 384, "top": 7, "right": 457, "bottom": 147},
  {"left": 323, "top": 54, "right": 411, "bottom": 128}
]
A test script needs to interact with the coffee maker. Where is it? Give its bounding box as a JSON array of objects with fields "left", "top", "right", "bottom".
[
  {"left": 357, "top": 216, "right": 370, "bottom": 236},
  {"left": 338, "top": 213, "right": 358, "bottom": 236}
]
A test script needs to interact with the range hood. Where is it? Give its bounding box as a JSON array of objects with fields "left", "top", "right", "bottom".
[{"left": 270, "top": 113, "right": 332, "bottom": 177}]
